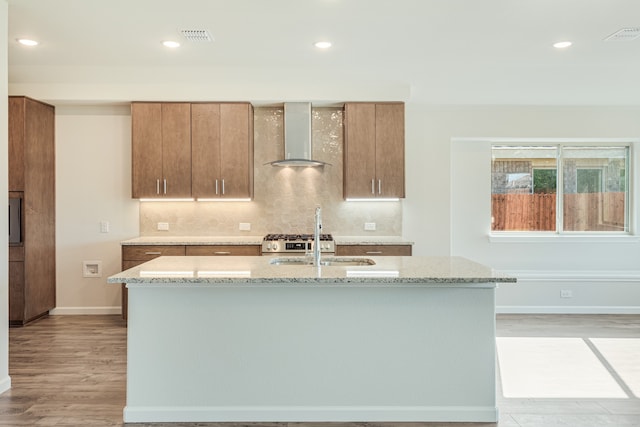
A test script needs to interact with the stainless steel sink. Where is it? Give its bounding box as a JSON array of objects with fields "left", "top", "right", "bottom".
[{"left": 269, "top": 257, "right": 376, "bottom": 266}]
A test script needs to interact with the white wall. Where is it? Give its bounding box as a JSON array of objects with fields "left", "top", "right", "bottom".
[
  {"left": 9, "top": 83, "right": 640, "bottom": 314},
  {"left": 53, "top": 105, "right": 138, "bottom": 314},
  {"left": 403, "top": 104, "right": 640, "bottom": 313},
  {"left": 0, "top": 0, "right": 10, "bottom": 395}
]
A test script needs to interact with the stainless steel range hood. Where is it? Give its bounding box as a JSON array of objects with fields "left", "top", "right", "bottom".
[{"left": 267, "top": 102, "right": 330, "bottom": 167}]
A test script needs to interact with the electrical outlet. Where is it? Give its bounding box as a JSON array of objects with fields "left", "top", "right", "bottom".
[
  {"left": 157, "top": 222, "right": 170, "bottom": 231},
  {"left": 364, "top": 222, "right": 376, "bottom": 231},
  {"left": 239, "top": 223, "right": 251, "bottom": 231},
  {"left": 100, "top": 220, "right": 110, "bottom": 233},
  {"left": 560, "top": 290, "right": 573, "bottom": 298}
]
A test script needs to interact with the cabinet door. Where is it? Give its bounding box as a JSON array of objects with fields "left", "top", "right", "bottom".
[
  {"left": 8, "top": 97, "right": 25, "bottom": 191},
  {"left": 344, "top": 103, "right": 377, "bottom": 198},
  {"left": 219, "top": 103, "right": 253, "bottom": 198},
  {"left": 161, "top": 103, "right": 192, "bottom": 197},
  {"left": 192, "top": 103, "right": 253, "bottom": 199},
  {"left": 131, "top": 103, "right": 163, "bottom": 198},
  {"left": 191, "top": 103, "right": 222, "bottom": 198},
  {"left": 9, "top": 261, "right": 25, "bottom": 323},
  {"left": 375, "top": 103, "right": 405, "bottom": 198}
]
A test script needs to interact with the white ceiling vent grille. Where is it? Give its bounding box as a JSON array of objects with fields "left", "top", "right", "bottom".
[
  {"left": 180, "top": 29, "right": 213, "bottom": 42},
  {"left": 604, "top": 27, "right": 640, "bottom": 42}
]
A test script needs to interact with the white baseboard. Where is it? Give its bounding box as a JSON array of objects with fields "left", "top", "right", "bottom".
[
  {"left": 497, "top": 306, "right": 640, "bottom": 314},
  {"left": 123, "top": 405, "right": 498, "bottom": 423},
  {"left": 0, "top": 376, "right": 11, "bottom": 395},
  {"left": 49, "top": 306, "right": 122, "bottom": 315}
]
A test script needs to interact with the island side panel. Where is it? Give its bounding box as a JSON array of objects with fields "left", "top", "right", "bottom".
[{"left": 125, "top": 284, "right": 497, "bottom": 423}]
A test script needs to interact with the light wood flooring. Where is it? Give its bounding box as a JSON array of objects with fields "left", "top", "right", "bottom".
[{"left": 0, "top": 314, "right": 638, "bottom": 426}]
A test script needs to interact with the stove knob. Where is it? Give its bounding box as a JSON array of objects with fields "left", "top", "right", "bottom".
[{"left": 272, "top": 243, "right": 278, "bottom": 251}]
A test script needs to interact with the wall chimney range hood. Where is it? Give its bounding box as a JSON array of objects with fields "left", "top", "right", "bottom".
[{"left": 267, "top": 102, "right": 330, "bottom": 167}]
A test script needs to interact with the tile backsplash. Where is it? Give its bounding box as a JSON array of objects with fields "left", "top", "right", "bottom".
[{"left": 140, "top": 107, "right": 402, "bottom": 236}]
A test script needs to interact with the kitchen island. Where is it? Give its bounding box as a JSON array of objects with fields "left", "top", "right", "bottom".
[{"left": 108, "top": 255, "right": 515, "bottom": 424}]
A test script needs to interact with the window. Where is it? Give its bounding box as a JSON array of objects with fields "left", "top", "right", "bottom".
[{"left": 491, "top": 145, "right": 629, "bottom": 233}]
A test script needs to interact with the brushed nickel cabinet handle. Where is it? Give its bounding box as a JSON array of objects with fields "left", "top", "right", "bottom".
[
  {"left": 378, "top": 179, "right": 382, "bottom": 195},
  {"left": 366, "top": 251, "right": 383, "bottom": 254},
  {"left": 156, "top": 179, "right": 160, "bottom": 194},
  {"left": 145, "top": 251, "right": 162, "bottom": 255},
  {"left": 222, "top": 179, "right": 225, "bottom": 195},
  {"left": 371, "top": 179, "right": 375, "bottom": 195},
  {"left": 163, "top": 179, "right": 167, "bottom": 194},
  {"left": 214, "top": 251, "right": 231, "bottom": 255}
]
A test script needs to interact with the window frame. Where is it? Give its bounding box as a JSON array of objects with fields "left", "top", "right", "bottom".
[{"left": 490, "top": 140, "right": 634, "bottom": 241}]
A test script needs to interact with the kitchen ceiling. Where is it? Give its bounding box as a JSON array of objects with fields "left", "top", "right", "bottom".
[{"left": 7, "top": 0, "right": 640, "bottom": 105}]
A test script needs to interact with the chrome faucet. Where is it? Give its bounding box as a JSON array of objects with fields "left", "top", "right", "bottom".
[{"left": 313, "top": 206, "right": 322, "bottom": 267}]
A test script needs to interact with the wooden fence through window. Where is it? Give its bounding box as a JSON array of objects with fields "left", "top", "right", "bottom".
[{"left": 491, "top": 192, "right": 625, "bottom": 231}]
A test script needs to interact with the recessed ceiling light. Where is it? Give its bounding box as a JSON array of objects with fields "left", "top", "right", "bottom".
[
  {"left": 314, "top": 41, "right": 332, "bottom": 49},
  {"left": 553, "top": 41, "right": 572, "bottom": 49},
  {"left": 17, "top": 38, "right": 38, "bottom": 47},
  {"left": 162, "top": 40, "right": 180, "bottom": 48}
]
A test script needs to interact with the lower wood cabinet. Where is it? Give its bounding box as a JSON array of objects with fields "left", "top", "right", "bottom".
[
  {"left": 335, "top": 244, "right": 412, "bottom": 256},
  {"left": 121, "top": 244, "right": 260, "bottom": 320}
]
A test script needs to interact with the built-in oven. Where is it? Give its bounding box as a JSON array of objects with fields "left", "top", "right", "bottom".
[
  {"left": 261, "top": 234, "right": 335, "bottom": 255},
  {"left": 9, "top": 196, "right": 22, "bottom": 244}
]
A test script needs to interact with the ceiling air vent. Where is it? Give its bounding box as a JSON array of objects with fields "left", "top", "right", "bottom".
[
  {"left": 604, "top": 27, "right": 640, "bottom": 42},
  {"left": 180, "top": 29, "right": 213, "bottom": 42}
]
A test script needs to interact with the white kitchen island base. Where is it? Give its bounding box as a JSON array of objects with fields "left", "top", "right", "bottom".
[{"left": 123, "top": 281, "right": 499, "bottom": 423}]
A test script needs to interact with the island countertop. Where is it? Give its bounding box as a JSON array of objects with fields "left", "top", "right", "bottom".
[{"left": 107, "top": 255, "right": 516, "bottom": 286}]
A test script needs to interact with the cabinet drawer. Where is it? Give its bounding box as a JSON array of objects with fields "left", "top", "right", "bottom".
[
  {"left": 122, "top": 245, "right": 186, "bottom": 261},
  {"left": 335, "top": 244, "right": 412, "bottom": 256},
  {"left": 185, "top": 245, "right": 261, "bottom": 256}
]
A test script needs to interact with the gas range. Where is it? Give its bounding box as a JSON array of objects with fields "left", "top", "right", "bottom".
[{"left": 262, "top": 233, "right": 335, "bottom": 254}]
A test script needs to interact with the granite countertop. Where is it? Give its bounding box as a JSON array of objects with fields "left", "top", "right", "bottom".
[
  {"left": 121, "top": 236, "right": 264, "bottom": 245},
  {"left": 107, "top": 255, "right": 516, "bottom": 287},
  {"left": 333, "top": 236, "right": 414, "bottom": 245},
  {"left": 121, "top": 236, "right": 414, "bottom": 246}
]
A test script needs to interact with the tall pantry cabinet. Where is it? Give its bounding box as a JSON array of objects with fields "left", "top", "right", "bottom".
[{"left": 8, "top": 96, "right": 56, "bottom": 326}]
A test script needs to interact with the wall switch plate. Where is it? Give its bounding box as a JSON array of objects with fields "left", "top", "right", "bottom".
[
  {"left": 560, "top": 290, "right": 573, "bottom": 298},
  {"left": 239, "top": 222, "right": 251, "bottom": 231},
  {"left": 364, "top": 222, "right": 376, "bottom": 231},
  {"left": 83, "top": 260, "right": 102, "bottom": 278},
  {"left": 100, "top": 220, "right": 110, "bottom": 233},
  {"left": 157, "top": 222, "right": 170, "bottom": 231}
]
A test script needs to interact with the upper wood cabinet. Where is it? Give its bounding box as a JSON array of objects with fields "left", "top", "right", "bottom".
[
  {"left": 131, "top": 102, "right": 192, "bottom": 198},
  {"left": 191, "top": 103, "right": 253, "bottom": 199},
  {"left": 343, "top": 102, "right": 405, "bottom": 199}
]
